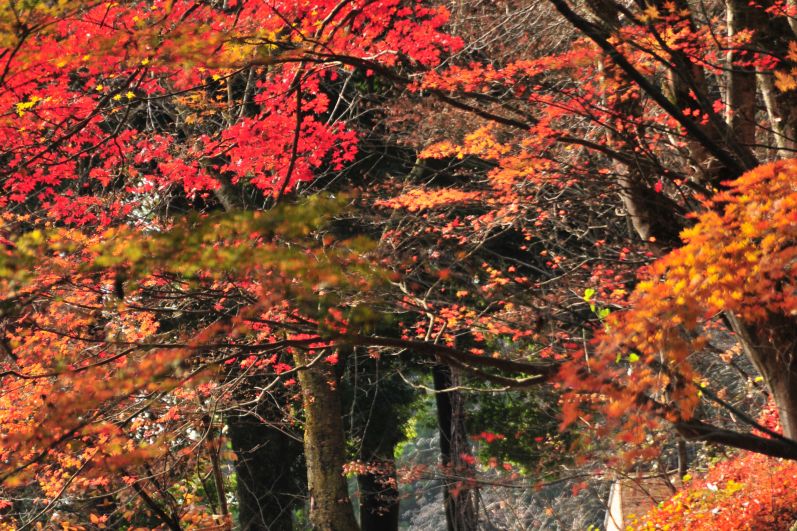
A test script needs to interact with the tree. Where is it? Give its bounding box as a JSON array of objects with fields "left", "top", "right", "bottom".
[
  {"left": 404, "top": 0, "right": 797, "bottom": 462},
  {"left": 575, "top": 159, "right": 797, "bottom": 457},
  {"left": 0, "top": 1, "right": 467, "bottom": 528}
]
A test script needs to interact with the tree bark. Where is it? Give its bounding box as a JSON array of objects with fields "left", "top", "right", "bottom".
[
  {"left": 594, "top": 43, "right": 684, "bottom": 245},
  {"left": 349, "top": 358, "right": 408, "bottom": 531},
  {"left": 727, "top": 313, "right": 797, "bottom": 439},
  {"left": 725, "top": 0, "right": 758, "bottom": 149},
  {"left": 296, "top": 351, "right": 359, "bottom": 531},
  {"left": 227, "top": 410, "right": 303, "bottom": 530},
  {"left": 758, "top": 72, "right": 793, "bottom": 158},
  {"left": 787, "top": 0, "right": 797, "bottom": 37},
  {"left": 433, "top": 364, "right": 478, "bottom": 531},
  {"left": 677, "top": 438, "right": 688, "bottom": 478}
]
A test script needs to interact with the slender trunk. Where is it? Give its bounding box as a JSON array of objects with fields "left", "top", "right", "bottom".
[
  {"left": 203, "top": 416, "right": 230, "bottom": 522},
  {"left": 726, "top": 0, "right": 758, "bottom": 149},
  {"left": 596, "top": 54, "right": 684, "bottom": 245},
  {"left": 296, "top": 350, "right": 359, "bottom": 531},
  {"left": 677, "top": 438, "right": 688, "bottom": 478},
  {"left": 653, "top": 0, "right": 758, "bottom": 183},
  {"left": 754, "top": 1, "right": 797, "bottom": 157},
  {"left": 348, "top": 353, "right": 411, "bottom": 531},
  {"left": 788, "top": 0, "right": 797, "bottom": 37},
  {"left": 433, "top": 364, "right": 478, "bottom": 531},
  {"left": 758, "top": 72, "right": 793, "bottom": 157}
]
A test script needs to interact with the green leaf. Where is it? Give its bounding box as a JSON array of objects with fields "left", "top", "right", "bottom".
[
  {"left": 583, "top": 287, "right": 596, "bottom": 302},
  {"left": 628, "top": 352, "right": 640, "bottom": 363}
]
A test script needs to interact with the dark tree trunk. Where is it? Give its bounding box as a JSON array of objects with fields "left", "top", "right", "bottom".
[
  {"left": 726, "top": 0, "right": 758, "bottom": 149},
  {"left": 433, "top": 364, "right": 478, "bottom": 531},
  {"left": 677, "top": 438, "right": 688, "bottom": 478},
  {"left": 227, "top": 410, "right": 303, "bottom": 531},
  {"left": 346, "top": 350, "right": 413, "bottom": 531}
]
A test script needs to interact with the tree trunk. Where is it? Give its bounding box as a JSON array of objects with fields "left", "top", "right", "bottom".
[
  {"left": 787, "top": 0, "right": 797, "bottom": 37},
  {"left": 651, "top": 0, "right": 758, "bottom": 183},
  {"left": 296, "top": 351, "right": 360, "bottom": 531},
  {"left": 346, "top": 352, "right": 412, "bottom": 531},
  {"left": 758, "top": 72, "right": 793, "bottom": 158},
  {"left": 725, "top": 0, "right": 758, "bottom": 149},
  {"left": 433, "top": 364, "right": 478, "bottom": 531},
  {"left": 728, "top": 313, "right": 797, "bottom": 439},
  {"left": 595, "top": 54, "right": 684, "bottom": 245},
  {"left": 677, "top": 438, "right": 688, "bottom": 478},
  {"left": 227, "top": 410, "right": 303, "bottom": 530}
]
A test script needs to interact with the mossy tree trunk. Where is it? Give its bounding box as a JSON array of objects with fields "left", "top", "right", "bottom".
[{"left": 296, "top": 350, "right": 360, "bottom": 531}]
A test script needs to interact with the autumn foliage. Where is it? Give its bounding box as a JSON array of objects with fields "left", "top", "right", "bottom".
[
  {"left": 2, "top": 0, "right": 797, "bottom": 528},
  {"left": 633, "top": 404, "right": 797, "bottom": 530},
  {"left": 557, "top": 159, "right": 797, "bottom": 449},
  {"left": 633, "top": 451, "right": 797, "bottom": 530}
]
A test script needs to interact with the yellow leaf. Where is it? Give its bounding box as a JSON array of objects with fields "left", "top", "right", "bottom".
[
  {"left": 641, "top": 5, "right": 660, "bottom": 21},
  {"left": 774, "top": 70, "right": 797, "bottom": 92},
  {"left": 788, "top": 41, "right": 797, "bottom": 62}
]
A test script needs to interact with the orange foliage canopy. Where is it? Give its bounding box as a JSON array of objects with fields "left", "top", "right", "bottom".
[{"left": 561, "top": 159, "right": 797, "bottom": 448}]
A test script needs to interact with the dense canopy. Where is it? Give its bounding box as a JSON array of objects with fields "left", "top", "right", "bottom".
[{"left": 0, "top": 0, "right": 796, "bottom": 529}]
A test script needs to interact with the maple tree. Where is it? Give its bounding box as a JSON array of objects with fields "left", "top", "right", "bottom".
[
  {"left": 0, "top": 1, "right": 468, "bottom": 529},
  {"left": 370, "top": 0, "right": 797, "bottom": 524},
  {"left": 562, "top": 158, "right": 797, "bottom": 458},
  {"left": 398, "top": 0, "right": 797, "bottom": 448}
]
